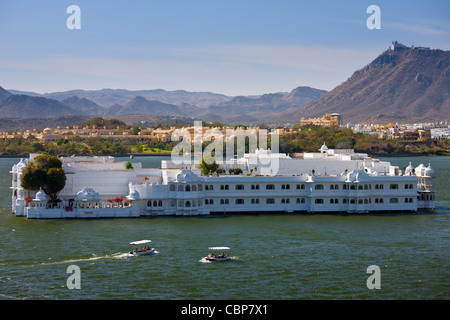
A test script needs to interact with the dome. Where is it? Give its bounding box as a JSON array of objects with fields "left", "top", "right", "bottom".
[
  {"left": 33, "top": 188, "right": 47, "bottom": 201},
  {"left": 16, "top": 158, "right": 26, "bottom": 172},
  {"left": 319, "top": 143, "right": 328, "bottom": 153},
  {"left": 43, "top": 128, "right": 53, "bottom": 134},
  {"left": 424, "top": 164, "right": 435, "bottom": 177},
  {"left": 415, "top": 163, "right": 426, "bottom": 176},
  {"left": 127, "top": 189, "right": 140, "bottom": 200},
  {"left": 404, "top": 162, "right": 414, "bottom": 175},
  {"left": 76, "top": 187, "right": 100, "bottom": 201},
  {"left": 176, "top": 169, "right": 202, "bottom": 183},
  {"left": 346, "top": 169, "right": 370, "bottom": 182}
]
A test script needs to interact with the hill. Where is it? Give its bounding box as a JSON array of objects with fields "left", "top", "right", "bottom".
[
  {"left": 281, "top": 42, "right": 450, "bottom": 124},
  {"left": 0, "top": 95, "right": 83, "bottom": 118},
  {"left": 0, "top": 86, "right": 12, "bottom": 102},
  {"left": 201, "top": 86, "right": 328, "bottom": 123}
]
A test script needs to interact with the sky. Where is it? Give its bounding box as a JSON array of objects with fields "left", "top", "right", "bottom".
[{"left": 0, "top": 0, "right": 449, "bottom": 96}]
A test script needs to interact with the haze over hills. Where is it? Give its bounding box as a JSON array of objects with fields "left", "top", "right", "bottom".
[{"left": 1, "top": 41, "right": 449, "bottom": 125}]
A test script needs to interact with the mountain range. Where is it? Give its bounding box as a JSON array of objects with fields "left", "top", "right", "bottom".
[{"left": 1, "top": 41, "right": 449, "bottom": 126}]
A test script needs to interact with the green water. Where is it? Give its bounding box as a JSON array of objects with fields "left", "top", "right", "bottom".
[{"left": 0, "top": 156, "right": 449, "bottom": 300}]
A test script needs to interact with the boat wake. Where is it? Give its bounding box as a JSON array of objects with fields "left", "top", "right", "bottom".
[{"left": 39, "top": 252, "right": 131, "bottom": 266}]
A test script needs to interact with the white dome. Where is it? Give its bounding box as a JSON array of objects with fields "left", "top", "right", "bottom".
[
  {"left": 319, "top": 143, "right": 328, "bottom": 152},
  {"left": 424, "top": 164, "right": 435, "bottom": 177},
  {"left": 34, "top": 188, "right": 47, "bottom": 201},
  {"left": 404, "top": 162, "right": 414, "bottom": 175},
  {"left": 16, "top": 158, "right": 26, "bottom": 172},
  {"left": 415, "top": 163, "right": 426, "bottom": 176},
  {"left": 76, "top": 187, "right": 100, "bottom": 201},
  {"left": 176, "top": 170, "right": 202, "bottom": 183},
  {"left": 127, "top": 189, "right": 140, "bottom": 200}
]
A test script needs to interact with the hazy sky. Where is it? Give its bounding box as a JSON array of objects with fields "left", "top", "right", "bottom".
[{"left": 0, "top": 0, "right": 449, "bottom": 96}]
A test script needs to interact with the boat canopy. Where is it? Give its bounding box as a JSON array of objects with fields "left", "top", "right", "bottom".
[
  {"left": 130, "top": 240, "right": 152, "bottom": 245},
  {"left": 208, "top": 247, "right": 230, "bottom": 251}
]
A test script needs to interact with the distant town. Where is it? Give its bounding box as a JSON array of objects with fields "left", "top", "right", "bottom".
[{"left": 0, "top": 113, "right": 449, "bottom": 157}]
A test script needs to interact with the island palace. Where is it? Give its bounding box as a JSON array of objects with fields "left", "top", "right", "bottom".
[{"left": 11, "top": 144, "right": 435, "bottom": 219}]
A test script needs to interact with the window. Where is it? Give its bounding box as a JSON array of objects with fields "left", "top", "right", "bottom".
[
  {"left": 390, "top": 184, "right": 398, "bottom": 190},
  {"left": 315, "top": 199, "right": 324, "bottom": 204},
  {"left": 225, "top": 185, "right": 229, "bottom": 190},
  {"left": 225, "top": 199, "right": 229, "bottom": 204},
  {"left": 185, "top": 201, "right": 191, "bottom": 207},
  {"left": 390, "top": 198, "right": 398, "bottom": 203},
  {"left": 158, "top": 200, "right": 163, "bottom": 206},
  {"left": 205, "top": 199, "right": 209, "bottom": 205},
  {"left": 281, "top": 198, "right": 290, "bottom": 204},
  {"left": 170, "top": 185, "right": 175, "bottom": 191},
  {"left": 297, "top": 184, "right": 305, "bottom": 190},
  {"left": 178, "top": 185, "right": 184, "bottom": 192},
  {"left": 192, "top": 185, "right": 197, "bottom": 191},
  {"left": 185, "top": 185, "right": 191, "bottom": 192},
  {"left": 147, "top": 200, "right": 152, "bottom": 207},
  {"left": 266, "top": 198, "right": 275, "bottom": 204},
  {"left": 343, "top": 184, "right": 347, "bottom": 190},
  {"left": 236, "top": 184, "right": 244, "bottom": 190},
  {"left": 281, "top": 184, "right": 290, "bottom": 190},
  {"left": 198, "top": 184, "right": 202, "bottom": 191},
  {"left": 256, "top": 199, "right": 260, "bottom": 204},
  {"left": 266, "top": 184, "right": 275, "bottom": 190},
  {"left": 358, "top": 185, "right": 363, "bottom": 190},
  {"left": 315, "top": 184, "right": 324, "bottom": 190},
  {"left": 220, "top": 199, "right": 224, "bottom": 204},
  {"left": 235, "top": 199, "right": 244, "bottom": 204}
]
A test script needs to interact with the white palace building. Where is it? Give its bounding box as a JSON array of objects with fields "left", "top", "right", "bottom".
[{"left": 11, "top": 144, "right": 436, "bottom": 219}]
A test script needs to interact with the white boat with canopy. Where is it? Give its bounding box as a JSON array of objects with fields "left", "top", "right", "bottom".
[
  {"left": 129, "top": 240, "right": 155, "bottom": 256},
  {"left": 204, "top": 247, "right": 231, "bottom": 262}
]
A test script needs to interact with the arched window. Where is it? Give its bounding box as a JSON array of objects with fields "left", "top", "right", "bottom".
[
  {"left": 185, "top": 201, "right": 191, "bottom": 207},
  {"left": 170, "top": 185, "right": 175, "bottom": 191},
  {"left": 178, "top": 185, "right": 184, "bottom": 192},
  {"left": 185, "top": 185, "right": 191, "bottom": 192},
  {"left": 158, "top": 200, "right": 162, "bottom": 206},
  {"left": 192, "top": 185, "right": 197, "bottom": 191}
]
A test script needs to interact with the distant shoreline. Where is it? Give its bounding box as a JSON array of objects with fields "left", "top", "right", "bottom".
[{"left": 1, "top": 152, "right": 448, "bottom": 159}]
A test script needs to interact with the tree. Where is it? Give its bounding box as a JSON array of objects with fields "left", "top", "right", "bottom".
[
  {"left": 198, "top": 156, "right": 220, "bottom": 176},
  {"left": 21, "top": 154, "right": 66, "bottom": 201}
]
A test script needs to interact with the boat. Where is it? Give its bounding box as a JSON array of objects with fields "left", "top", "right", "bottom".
[
  {"left": 129, "top": 240, "right": 155, "bottom": 256},
  {"left": 204, "top": 247, "right": 231, "bottom": 262}
]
